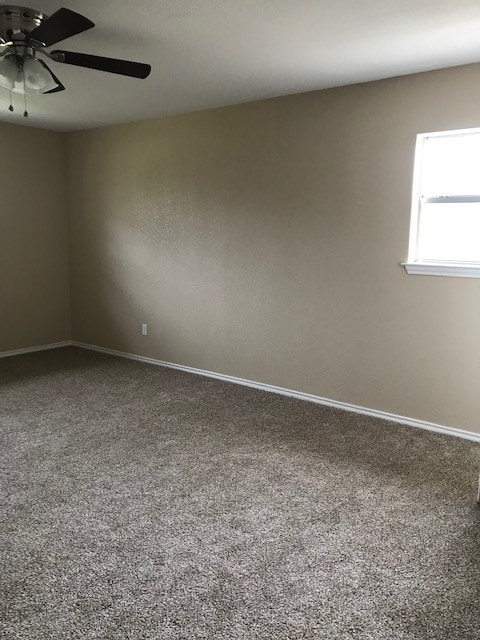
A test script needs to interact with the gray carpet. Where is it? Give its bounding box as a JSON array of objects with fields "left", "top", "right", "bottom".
[{"left": 1, "top": 347, "right": 479, "bottom": 639}]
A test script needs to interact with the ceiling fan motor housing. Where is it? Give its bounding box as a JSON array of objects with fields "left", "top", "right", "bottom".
[{"left": 0, "top": 5, "right": 47, "bottom": 45}]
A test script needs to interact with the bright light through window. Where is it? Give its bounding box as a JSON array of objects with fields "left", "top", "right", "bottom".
[{"left": 405, "top": 128, "right": 480, "bottom": 278}]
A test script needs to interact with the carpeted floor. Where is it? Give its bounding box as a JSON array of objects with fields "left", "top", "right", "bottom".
[{"left": 1, "top": 347, "right": 479, "bottom": 639}]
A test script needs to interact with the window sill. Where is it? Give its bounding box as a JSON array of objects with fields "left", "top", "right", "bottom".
[{"left": 402, "top": 262, "right": 480, "bottom": 278}]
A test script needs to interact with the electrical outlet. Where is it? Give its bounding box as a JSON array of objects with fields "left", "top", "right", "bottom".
[{"left": 142, "top": 323, "right": 148, "bottom": 336}]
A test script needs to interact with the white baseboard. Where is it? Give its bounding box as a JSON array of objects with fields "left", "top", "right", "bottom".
[
  {"left": 0, "top": 340, "right": 73, "bottom": 360},
  {"left": 71, "top": 341, "right": 480, "bottom": 444}
]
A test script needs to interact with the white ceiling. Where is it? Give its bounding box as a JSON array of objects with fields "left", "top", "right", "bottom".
[{"left": 1, "top": 0, "right": 480, "bottom": 131}]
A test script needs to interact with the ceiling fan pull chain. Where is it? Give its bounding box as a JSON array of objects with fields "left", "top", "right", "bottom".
[
  {"left": 8, "top": 90, "right": 13, "bottom": 112},
  {"left": 23, "top": 71, "right": 28, "bottom": 118}
]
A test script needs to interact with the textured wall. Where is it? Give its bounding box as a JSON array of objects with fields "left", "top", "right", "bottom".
[
  {"left": 1, "top": 122, "right": 70, "bottom": 351},
  {"left": 67, "top": 63, "right": 480, "bottom": 434}
]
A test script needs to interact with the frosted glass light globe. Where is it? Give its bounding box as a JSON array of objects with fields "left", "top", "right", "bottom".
[
  {"left": 23, "top": 57, "right": 57, "bottom": 93},
  {"left": 0, "top": 55, "right": 20, "bottom": 91}
]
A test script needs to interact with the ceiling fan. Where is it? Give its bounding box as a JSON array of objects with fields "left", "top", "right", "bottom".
[{"left": 0, "top": 5, "right": 151, "bottom": 115}]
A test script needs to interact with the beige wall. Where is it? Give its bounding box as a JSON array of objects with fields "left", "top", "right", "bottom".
[
  {"left": 67, "top": 63, "right": 480, "bottom": 434},
  {"left": 1, "top": 122, "right": 70, "bottom": 352}
]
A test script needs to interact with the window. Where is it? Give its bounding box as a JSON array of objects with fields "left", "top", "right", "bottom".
[{"left": 403, "top": 128, "right": 480, "bottom": 278}]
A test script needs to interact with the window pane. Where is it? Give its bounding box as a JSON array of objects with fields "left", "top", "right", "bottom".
[
  {"left": 422, "top": 134, "right": 480, "bottom": 197},
  {"left": 417, "top": 203, "right": 480, "bottom": 262}
]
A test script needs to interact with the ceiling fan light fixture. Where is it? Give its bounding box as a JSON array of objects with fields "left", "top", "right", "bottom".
[{"left": 0, "top": 54, "right": 60, "bottom": 94}]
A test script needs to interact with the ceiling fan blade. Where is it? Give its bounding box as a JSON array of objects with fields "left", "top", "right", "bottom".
[
  {"left": 28, "top": 8, "right": 94, "bottom": 47},
  {"left": 38, "top": 60, "right": 65, "bottom": 94},
  {"left": 51, "top": 50, "right": 151, "bottom": 79}
]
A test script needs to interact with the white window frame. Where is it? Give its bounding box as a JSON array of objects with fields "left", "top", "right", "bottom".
[{"left": 403, "top": 127, "right": 480, "bottom": 279}]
